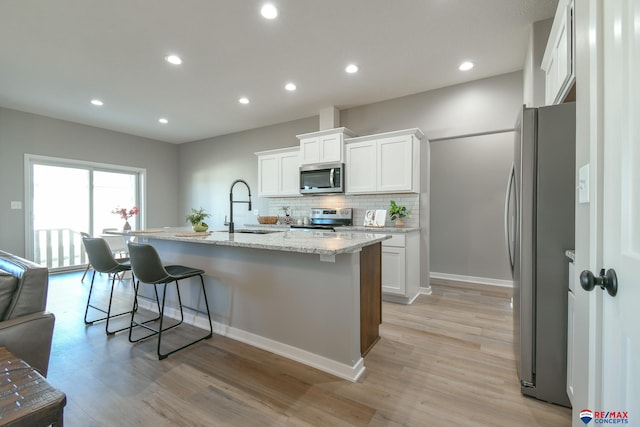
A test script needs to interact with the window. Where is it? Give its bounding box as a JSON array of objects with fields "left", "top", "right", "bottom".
[{"left": 25, "top": 155, "right": 145, "bottom": 271}]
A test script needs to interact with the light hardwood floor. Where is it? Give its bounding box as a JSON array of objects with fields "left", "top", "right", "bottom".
[{"left": 45, "top": 272, "right": 571, "bottom": 426}]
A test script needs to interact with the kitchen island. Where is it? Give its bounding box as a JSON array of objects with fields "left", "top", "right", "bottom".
[{"left": 119, "top": 227, "right": 389, "bottom": 381}]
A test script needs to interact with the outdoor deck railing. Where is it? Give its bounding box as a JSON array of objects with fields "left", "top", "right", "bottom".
[{"left": 34, "top": 228, "right": 87, "bottom": 269}]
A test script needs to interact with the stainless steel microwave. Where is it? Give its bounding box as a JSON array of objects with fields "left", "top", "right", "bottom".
[{"left": 299, "top": 163, "right": 344, "bottom": 194}]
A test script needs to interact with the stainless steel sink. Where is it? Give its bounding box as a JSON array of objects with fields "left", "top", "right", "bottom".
[{"left": 234, "top": 229, "right": 280, "bottom": 234}]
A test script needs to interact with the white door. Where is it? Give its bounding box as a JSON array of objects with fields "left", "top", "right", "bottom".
[
  {"left": 576, "top": 1, "right": 640, "bottom": 423},
  {"left": 597, "top": 0, "right": 640, "bottom": 414}
]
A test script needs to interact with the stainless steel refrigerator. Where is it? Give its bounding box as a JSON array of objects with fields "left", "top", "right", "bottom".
[{"left": 504, "top": 102, "right": 575, "bottom": 407}]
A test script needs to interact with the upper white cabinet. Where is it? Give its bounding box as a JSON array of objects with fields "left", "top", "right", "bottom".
[
  {"left": 345, "top": 128, "right": 424, "bottom": 195},
  {"left": 297, "top": 127, "right": 356, "bottom": 165},
  {"left": 255, "top": 147, "right": 300, "bottom": 197},
  {"left": 541, "top": 0, "right": 575, "bottom": 105}
]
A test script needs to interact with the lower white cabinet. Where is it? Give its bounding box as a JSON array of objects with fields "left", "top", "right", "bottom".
[
  {"left": 381, "top": 231, "right": 420, "bottom": 304},
  {"left": 350, "top": 229, "right": 421, "bottom": 304},
  {"left": 255, "top": 147, "right": 300, "bottom": 197}
]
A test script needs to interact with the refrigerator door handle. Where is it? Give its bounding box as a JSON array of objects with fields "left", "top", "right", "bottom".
[{"left": 504, "top": 163, "right": 516, "bottom": 274}]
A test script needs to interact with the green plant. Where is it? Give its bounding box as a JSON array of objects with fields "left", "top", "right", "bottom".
[
  {"left": 185, "top": 207, "right": 211, "bottom": 226},
  {"left": 389, "top": 200, "right": 410, "bottom": 220}
]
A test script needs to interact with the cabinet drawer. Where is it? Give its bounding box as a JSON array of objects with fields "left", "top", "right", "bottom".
[{"left": 382, "top": 234, "right": 405, "bottom": 247}]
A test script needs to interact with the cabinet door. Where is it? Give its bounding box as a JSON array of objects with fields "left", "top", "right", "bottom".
[
  {"left": 345, "top": 141, "right": 377, "bottom": 193},
  {"left": 377, "top": 135, "right": 413, "bottom": 192},
  {"left": 279, "top": 151, "right": 300, "bottom": 195},
  {"left": 257, "top": 154, "right": 279, "bottom": 196},
  {"left": 319, "top": 133, "right": 342, "bottom": 163},
  {"left": 300, "top": 137, "right": 320, "bottom": 165},
  {"left": 381, "top": 246, "right": 406, "bottom": 295}
]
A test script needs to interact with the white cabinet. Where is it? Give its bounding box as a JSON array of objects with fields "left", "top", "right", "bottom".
[
  {"left": 297, "top": 127, "right": 356, "bottom": 165},
  {"left": 382, "top": 242, "right": 406, "bottom": 295},
  {"left": 345, "top": 128, "right": 423, "bottom": 195},
  {"left": 344, "top": 141, "right": 377, "bottom": 193},
  {"left": 255, "top": 147, "right": 300, "bottom": 197},
  {"left": 349, "top": 230, "right": 421, "bottom": 304},
  {"left": 380, "top": 232, "right": 420, "bottom": 304},
  {"left": 541, "top": 0, "right": 574, "bottom": 105}
]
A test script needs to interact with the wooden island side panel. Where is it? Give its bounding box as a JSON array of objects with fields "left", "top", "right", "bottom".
[{"left": 360, "top": 242, "right": 381, "bottom": 356}]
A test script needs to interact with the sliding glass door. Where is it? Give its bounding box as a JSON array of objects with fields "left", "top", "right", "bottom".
[{"left": 26, "top": 155, "right": 145, "bottom": 271}]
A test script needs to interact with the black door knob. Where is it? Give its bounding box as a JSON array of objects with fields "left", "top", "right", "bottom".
[{"left": 580, "top": 268, "right": 618, "bottom": 297}]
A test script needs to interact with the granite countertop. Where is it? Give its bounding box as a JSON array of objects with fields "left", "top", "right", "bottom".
[
  {"left": 246, "top": 224, "right": 420, "bottom": 233},
  {"left": 117, "top": 227, "right": 390, "bottom": 256},
  {"left": 342, "top": 225, "right": 420, "bottom": 233}
]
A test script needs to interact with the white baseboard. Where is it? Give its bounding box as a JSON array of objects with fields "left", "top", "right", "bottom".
[
  {"left": 136, "top": 299, "right": 365, "bottom": 382},
  {"left": 429, "top": 272, "right": 513, "bottom": 288}
]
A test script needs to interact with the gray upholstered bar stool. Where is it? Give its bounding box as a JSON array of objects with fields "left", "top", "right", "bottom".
[
  {"left": 126, "top": 242, "right": 213, "bottom": 359},
  {"left": 82, "top": 237, "right": 135, "bottom": 335}
]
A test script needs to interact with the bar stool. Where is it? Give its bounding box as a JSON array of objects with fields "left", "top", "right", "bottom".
[
  {"left": 127, "top": 242, "right": 213, "bottom": 359},
  {"left": 82, "top": 237, "right": 135, "bottom": 335}
]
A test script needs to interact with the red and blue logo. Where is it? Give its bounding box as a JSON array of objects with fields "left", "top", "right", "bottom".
[
  {"left": 581, "top": 409, "right": 594, "bottom": 425},
  {"left": 580, "top": 409, "right": 629, "bottom": 424}
]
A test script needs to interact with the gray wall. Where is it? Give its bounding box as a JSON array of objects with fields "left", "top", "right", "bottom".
[
  {"left": 429, "top": 132, "right": 514, "bottom": 280},
  {"left": 0, "top": 71, "right": 522, "bottom": 281},
  {"left": 341, "top": 71, "right": 521, "bottom": 281},
  {"left": 177, "top": 117, "right": 317, "bottom": 228},
  {"left": 0, "top": 107, "right": 179, "bottom": 257},
  {"left": 179, "top": 71, "right": 522, "bottom": 282}
]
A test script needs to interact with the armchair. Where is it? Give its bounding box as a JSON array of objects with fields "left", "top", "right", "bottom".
[{"left": 0, "top": 250, "right": 55, "bottom": 376}]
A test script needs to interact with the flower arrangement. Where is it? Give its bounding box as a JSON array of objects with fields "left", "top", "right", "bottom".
[{"left": 112, "top": 206, "right": 139, "bottom": 220}]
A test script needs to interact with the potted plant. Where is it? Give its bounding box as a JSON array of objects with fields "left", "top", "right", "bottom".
[
  {"left": 186, "top": 207, "right": 211, "bottom": 232},
  {"left": 389, "top": 200, "right": 410, "bottom": 227}
]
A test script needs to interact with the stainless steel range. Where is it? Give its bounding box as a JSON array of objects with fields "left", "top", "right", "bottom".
[{"left": 290, "top": 208, "right": 353, "bottom": 231}]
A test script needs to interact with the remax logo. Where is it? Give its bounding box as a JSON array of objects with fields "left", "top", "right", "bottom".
[
  {"left": 581, "top": 409, "right": 594, "bottom": 425},
  {"left": 579, "top": 409, "right": 629, "bottom": 424}
]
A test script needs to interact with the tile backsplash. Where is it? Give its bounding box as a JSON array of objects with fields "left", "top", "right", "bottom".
[{"left": 266, "top": 194, "right": 420, "bottom": 228}]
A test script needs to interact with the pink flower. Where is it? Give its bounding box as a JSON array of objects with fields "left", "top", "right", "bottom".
[{"left": 112, "top": 206, "right": 139, "bottom": 220}]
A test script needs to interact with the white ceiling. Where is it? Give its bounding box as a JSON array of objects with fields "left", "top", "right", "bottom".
[{"left": 0, "top": 0, "right": 558, "bottom": 144}]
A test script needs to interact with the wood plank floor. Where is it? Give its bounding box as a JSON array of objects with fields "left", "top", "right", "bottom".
[{"left": 45, "top": 272, "right": 571, "bottom": 426}]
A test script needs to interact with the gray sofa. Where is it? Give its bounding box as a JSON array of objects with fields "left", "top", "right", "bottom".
[{"left": 0, "top": 250, "right": 55, "bottom": 376}]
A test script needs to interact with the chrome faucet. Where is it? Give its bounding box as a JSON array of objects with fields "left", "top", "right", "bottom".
[{"left": 228, "top": 179, "right": 252, "bottom": 233}]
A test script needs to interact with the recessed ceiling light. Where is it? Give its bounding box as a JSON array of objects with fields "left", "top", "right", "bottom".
[
  {"left": 90, "top": 99, "right": 103, "bottom": 106},
  {"left": 345, "top": 64, "right": 359, "bottom": 74},
  {"left": 239, "top": 97, "right": 250, "bottom": 104},
  {"left": 459, "top": 61, "right": 474, "bottom": 71},
  {"left": 165, "top": 55, "right": 183, "bottom": 65},
  {"left": 285, "top": 82, "right": 296, "bottom": 91},
  {"left": 261, "top": 3, "right": 278, "bottom": 19},
  {"left": 158, "top": 118, "right": 168, "bottom": 124}
]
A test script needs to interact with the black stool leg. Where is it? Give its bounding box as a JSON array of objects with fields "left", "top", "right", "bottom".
[
  {"left": 105, "top": 273, "right": 136, "bottom": 335},
  {"left": 128, "top": 280, "right": 164, "bottom": 343},
  {"left": 156, "top": 275, "right": 213, "bottom": 360},
  {"left": 199, "top": 275, "right": 213, "bottom": 338}
]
